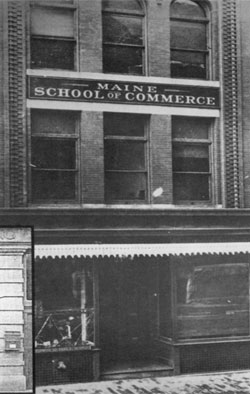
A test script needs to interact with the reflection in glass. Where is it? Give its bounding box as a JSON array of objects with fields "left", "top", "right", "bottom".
[{"left": 176, "top": 263, "right": 249, "bottom": 338}]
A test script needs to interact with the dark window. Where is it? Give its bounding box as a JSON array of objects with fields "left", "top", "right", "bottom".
[
  {"left": 35, "top": 261, "right": 94, "bottom": 348},
  {"left": 30, "top": 5, "right": 76, "bottom": 69},
  {"left": 104, "top": 113, "right": 148, "bottom": 202},
  {"left": 170, "top": 0, "right": 209, "bottom": 79},
  {"left": 176, "top": 261, "right": 249, "bottom": 338},
  {"left": 172, "top": 117, "right": 212, "bottom": 202},
  {"left": 30, "top": 110, "right": 78, "bottom": 203},
  {"left": 102, "top": 0, "right": 145, "bottom": 75}
]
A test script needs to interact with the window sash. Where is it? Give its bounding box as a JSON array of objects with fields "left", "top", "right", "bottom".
[
  {"left": 104, "top": 113, "right": 148, "bottom": 202},
  {"left": 172, "top": 117, "right": 212, "bottom": 203},
  {"left": 30, "top": 111, "right": 79, "bottom": 203},
  {"left": 30, "top": 5, "right": 77, "bottom": 70},
  {"left": 31, "top": 6, "right": 75, "bottom": 37},
  {"left": 102, "top": 3, "right": 145, "bottom": 75}
]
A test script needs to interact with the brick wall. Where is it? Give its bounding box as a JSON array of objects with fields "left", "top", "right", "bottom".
[
  {"left": 151, "top": 115, "right": 172, "bottom": 204},
  {"left": 81, "top": 112, "right": 104, "bottom": 204},
  {"left": 79, "top": 0, "right": 102, "bottom": 72},
  {"left": 147, "top": 0, "right": 171, "bottom": 77}
]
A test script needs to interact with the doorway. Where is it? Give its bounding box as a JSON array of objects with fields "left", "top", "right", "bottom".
[{"left": 99, "top": 259, "right": 158, "bottom": 373}]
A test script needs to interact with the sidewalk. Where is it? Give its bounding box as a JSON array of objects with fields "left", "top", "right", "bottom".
[{"left": 36, "top": 370, "right": 250, "bottom": 394}]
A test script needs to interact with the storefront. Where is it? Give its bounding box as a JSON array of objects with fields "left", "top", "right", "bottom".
[{"left": 34, "top": 242, "right": 250, "bottom": 384}]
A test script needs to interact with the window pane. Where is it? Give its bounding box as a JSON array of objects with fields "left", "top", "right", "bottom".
[
  {"left": 176, "top": 263, "right": 249, "bottom": 338},
  {"left": 173, "top": 144, "right": 209, "bottom": 172},
  {"left": 103, "top": 15, "right": 143, "bottom": 45},
  {"left": 173, "top": 173, "right": 209, "bottom": 201},
  {"left": 32, "top": 138, "right": 76, "bottom": 169},
  {"left": 31, "top": 110, "right": 77, "bottom": 134},
  {"left": 172, "top": 117, "right": 209, "bottom": 139},
  {"left": 32, "top": 169, "right": 76, "bottom": 200},
  {"left": 35, "top": 262, "right": 94, "bottom": 349},
  {"left": 171, "top": 0, "right": 206, "bottom": 19},
  {"left": 171, "top": 50, "right": 206, "bottom": 79},
  {"left": 103, "top": 0, "right": 142, "bottom": 11},
  {"left": 31, "top": 7, "right": 74, "bottom": 37},
  {"left": 103, "top": 45, "right": 143, "bottom": 74},
  {"left": 105, "top": 172, "right": 147, "bottom": 201},
  {"left": 105, "top": 141, "right": 145, "bottom": 170},
  {"left": 31, "top": 38, "right": 75, "bottom": 70},
  {"left": 171, "top": 21, "right": 206, "bottom": 50},
  {"left": 104, "top": 113, "right": 145, "bottom": 137}
]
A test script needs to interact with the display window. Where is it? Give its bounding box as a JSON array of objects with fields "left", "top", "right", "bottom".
[
  {"left": 35, "top": 261, "right": 94, "bottom": 349},
  {"left": 175, "top": 261, "right": 249, "bottom": 338}
]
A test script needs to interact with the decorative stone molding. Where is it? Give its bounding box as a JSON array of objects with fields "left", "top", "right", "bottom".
[
  {"left": 222, "top": 0, "right": 241, "bottom": 207},
  {"left": 8, "top": 2, "right": 26, "bottom": 207}
]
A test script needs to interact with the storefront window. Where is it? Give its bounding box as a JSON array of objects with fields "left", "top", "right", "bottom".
[
  {"left": 176, "top": 261, "right": 249, "bottom": 338},
  {"left": 102, "top": 0, "right": 145, "bottom": 75},
  {"left": 35, "top": 260, "right": 94, "bottom": 349}
]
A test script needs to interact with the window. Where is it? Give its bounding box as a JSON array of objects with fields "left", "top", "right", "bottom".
[
  {"left": 104, "top": 113, "right": 148, "bottom": 202},
  {"left": 30, "top": 3, "right": 76, "bottom": 69},
  {"left": 170, "top": 0, "right": 210, "bottom": 79},
  {"left": 172, "top": 117, "right": 212, "bottom": 203},
  {"left": 30, "top": 110, "right": 79, "bottom": 202},
  {"left": 176, "top": 261, "right": 249, "bottom": 338},
  {"left": 102, "top": 0, "right": 145, "bottom": 75},
  {"left": 35, "top": 260, "right": 94, "bottom": 348}
]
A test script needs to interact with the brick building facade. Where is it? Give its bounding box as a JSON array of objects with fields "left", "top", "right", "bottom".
[{"left": 1, "top": 0, "right": 250, "bottom": 387}]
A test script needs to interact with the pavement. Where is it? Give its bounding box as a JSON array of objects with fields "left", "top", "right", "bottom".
[{"left": 35, "top": 370, "right": 250, "bottom": 394}]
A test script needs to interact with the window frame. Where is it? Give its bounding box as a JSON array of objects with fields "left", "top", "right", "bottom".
[
  {"left": 102, "top": 0, "right": 147, "bottom": 75},
  {"left": 172, "top": 116, "right": 214, "bottom": 205},
  {"left": 29, "top": 1, "right": 78, "bottom": 71},
  {"left": 170, "top": 0, "right": 211, "bottom": 80},
  {"left": 29, "top": 109, "right": 80, "bottom": 204},
  {"left": 174, "top": 259, "right": 250, "bottom": 340},
  {"left": 104, "top": 112, "right": 149, "bottom": 204}
]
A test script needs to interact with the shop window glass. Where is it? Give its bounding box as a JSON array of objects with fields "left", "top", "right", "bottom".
[
  {"left": 172, "top": 117, "right": 212, "bottom": 203},
  {"left": 35, "top": 261, "right": 94, "bottom": 348},
  {"left": 104, "top": 113, "right": 148, "bottom": 203},
  {"left": 30, "top": 6, "right": 76, "bottom": 69},
  {"left": 102, "top": 0, "right": 145, "bottom": 75},
  {"left": 176, "top": 262, "right": 249, "bottom": 338},
  {"left": 30, "top": 110, "right": 78, "bottom": 203},
  {"left": 170, "top": 0, "right": 209, "bottom": 79}
]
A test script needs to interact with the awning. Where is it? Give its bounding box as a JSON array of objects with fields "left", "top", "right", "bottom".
[{"left": 35, "top": 242, "right": 250, "bottom": 259}]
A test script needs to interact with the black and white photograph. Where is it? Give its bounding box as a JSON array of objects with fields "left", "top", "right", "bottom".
[{"left": 1, "top": 0, "right": 250, "bottom": 393}]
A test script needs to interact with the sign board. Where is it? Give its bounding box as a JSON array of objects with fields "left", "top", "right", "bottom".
[{"left": 28, "top": 76, "right": 220, "bottom": 109}]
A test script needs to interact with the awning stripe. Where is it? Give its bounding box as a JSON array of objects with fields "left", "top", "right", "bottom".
[{"left": 35, "top": 243, "right": 250, "bottom": 259}]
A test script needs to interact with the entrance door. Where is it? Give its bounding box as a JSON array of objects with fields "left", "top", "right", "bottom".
[{"left": 99, "top": 260, "right": 158, "bottom": 368}]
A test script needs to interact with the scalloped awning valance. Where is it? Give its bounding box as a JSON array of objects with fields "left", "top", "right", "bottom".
[{"left": 35, "top": 242, "right": 250, "bottom": 259}]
